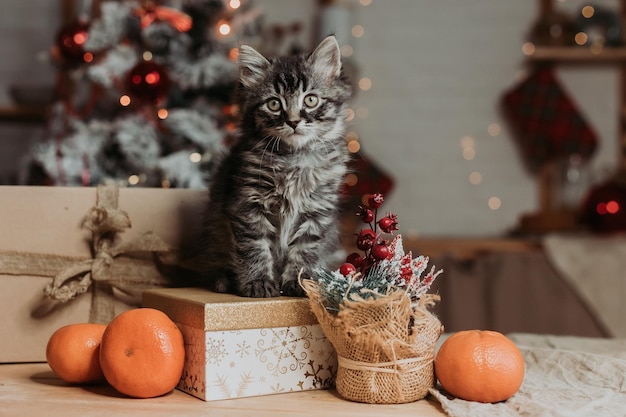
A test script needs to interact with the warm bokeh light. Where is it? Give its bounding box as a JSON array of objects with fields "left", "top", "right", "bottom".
[
  {"left": 157, "top": 108, "right": 169, "bottom": 119},
  {"left": 469, "top": 171, "right": 482, "bottom": 185},
  {"left": 341, "top": 45, "right": 353, "bottom": 57},
  {"left": 575, "top": 32, "right": 588, "bottom": 45},
  {"left": 145, "top": 71, "right": 160, "bottom": 85},
  {"left": 120, "top": 95, "right": 131, "bottom": 106},
  {"left": 597, "top": 200, "right": 620, "bottom": 215},
  {"left": 463, "top": 147, "right": 476, "bottom": 160},
  {"left": 522, "top": 42, "right": 535, "bottom": 56},
  {"left": 189, "top": 152, "right": 202, "bottom": 163},
  {"left": 461, "top": 135, "right": 475, "bottom": 148},
  {"left": 487, "top": 123, "right": 501, "bottom": 137},
  {"left": 229, "top": 0, "right": 241, "bottom": 9},
  {"left": 345, "top": 173, "right": 358, "bottom": 186},
  {"left": 73, "top": 32, "right": 87, "bottom": 45},
  {"left": 607, "top": 201, "right": 620, "bottom": 214},
  {"left": 359, "top": 77, "right": 372, "bottom": 91},
  {"left": 128, "top": 174, "right": 140, "bottom": 185},
  {"left": 83, "top": 52, "right": 93, "bottom": 63},
  {"left": 345, "top": 108, "right": 355, "bottom": 121},
  {"left": 218, "top": 21, "right": 231, "bottom": 36},
  {"left": 488, "top": 197, "right": 501, "bottom": 210},
  {"left": 346, "top": 131, "right": 359, "bottom": 141},
  {"left": 590, "top": 43, "right": 604, "bottom": 54},
  {"left": 143, "top": 51, "right": 153, "bottom": 61},
  {"left": 229, "top": 47, "right": 239, "bottom": 61},
  {"left": 359, "top": 0, "right": 372, "bottom": 5},
  {"left": 352, "top": 25, "right": 365, "bottom": 38},
  {"left": 347, "top": 140, "right": 361, "bottom": 153},
  {"left": 581, "top": 5, "right": 595, "bottom": 18}
]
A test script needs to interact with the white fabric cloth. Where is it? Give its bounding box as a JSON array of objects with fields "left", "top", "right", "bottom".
[
  {"left": 430, "top": 334, "right": 626, "bottom": 417},
  {"left": 542, "top": 234, "right": 626, "bottom": 337}
]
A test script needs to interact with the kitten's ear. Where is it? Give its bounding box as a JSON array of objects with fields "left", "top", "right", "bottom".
[
  {"left": 308, "top": 36, "right": 342, "bottom": 82},
  {"left": 239, "top": 45, "right": 270, "bottom": 88}
]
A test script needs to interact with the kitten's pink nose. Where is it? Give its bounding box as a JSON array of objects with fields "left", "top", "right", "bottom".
[{"left": 287, "top": 120, "right": 300, "bottom": 130}]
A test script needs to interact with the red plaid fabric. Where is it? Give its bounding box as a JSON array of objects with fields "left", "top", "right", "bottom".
[{"left": 501, "top": 67, "right": 598, "bottom": 171}]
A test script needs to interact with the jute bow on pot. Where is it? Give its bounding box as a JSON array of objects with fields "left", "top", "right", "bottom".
[{"left": 0, "top": 185, "right": 181, "bottom": 324}]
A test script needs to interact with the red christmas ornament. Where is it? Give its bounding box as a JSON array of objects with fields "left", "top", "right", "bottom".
[
  {"left": 55, "top": 20, "right": 90, "bottom": 66},
  {"left": 580, "top": 179, "right": 626, "bottom": 233},
  {"left": 126, "top": 61, "right": 171, "bottom": 103},
  {"left": 134, "top": 4, "right": 192, "bottom": 32}
]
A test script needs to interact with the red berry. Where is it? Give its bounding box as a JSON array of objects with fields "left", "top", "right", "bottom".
[
  {"left": 368, "top": 193, "right": 384, "bottom": 209},
  {"left": 339, "top": 263, "right": 356, "bottom": 276},
  {"left": 378, "top": 215, "right": 398, "bottom": 233},
  {"left": 356, "top": 205, "right": 374, "bottom": 223},
  {"left": 346, "top": 252, "right": 364, "bottom": 268},
  {"left": 371, "top": 244, "right": 390, "bottom": 260},
  {"left": 362, "top": 209, "right": 375, "bottom": 223},
  {"left": 356, "top": 229, "right": 377, "bottom": 250}
]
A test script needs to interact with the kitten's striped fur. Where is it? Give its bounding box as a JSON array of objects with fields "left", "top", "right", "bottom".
[{"left": 202, "top": 36, "right": 352, "bottom": 297}]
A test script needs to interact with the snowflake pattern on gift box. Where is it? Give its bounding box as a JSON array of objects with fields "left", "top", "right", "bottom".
[
  {"left": 236, "top": 340, "right": 251, "bottom": 358},
  {"left": 176, "top": 322, "right": 336, "bottom": 400},
  {"left": 255, "top": 326, "right": 312, "bottom": 377},
  {"left": 303, "top": 359, "right": 335, "bottom": 389},
  {"left": 206, "top": 337, "right": 228, "bottom": 365},
  {"left": 215, "top": 371, "right": 254, "bottom": 399}
]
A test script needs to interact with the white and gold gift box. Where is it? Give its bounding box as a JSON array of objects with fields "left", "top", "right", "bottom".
[{"left": 142, "top": 287, "right": 337, "bottom": 401}]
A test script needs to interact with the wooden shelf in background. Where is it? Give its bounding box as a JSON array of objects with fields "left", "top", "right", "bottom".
[
  {"left": 528, "top": 46, "right": 626, "bottom": 63},
  {"left": 0, "top": 105, "right": 47, "bottom": 124}
]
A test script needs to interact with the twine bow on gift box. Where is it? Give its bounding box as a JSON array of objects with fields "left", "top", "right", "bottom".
[{"left": 0, "top": 185, "right": 186, "bottom": 324}]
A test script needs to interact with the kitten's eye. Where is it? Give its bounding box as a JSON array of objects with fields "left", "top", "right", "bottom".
[
  {"left": 303, "top": 94, "right": 319, "bottom": 108},
  {"left": 267, "top": 99, "right": 282, "bottom": 112}
]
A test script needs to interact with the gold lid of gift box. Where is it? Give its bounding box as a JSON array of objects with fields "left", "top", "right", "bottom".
[{"left": 143, "top": 287, "right": 319, "bottom": 330}]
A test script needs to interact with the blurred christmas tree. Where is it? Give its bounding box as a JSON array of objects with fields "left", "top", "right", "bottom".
[{"left": 24, "top": 0, "right": 282, "bottom": 188}]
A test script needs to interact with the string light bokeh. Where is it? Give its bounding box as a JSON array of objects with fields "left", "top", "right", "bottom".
[{"left": 459, "top": 121, "right": 506, "bottom": 213}]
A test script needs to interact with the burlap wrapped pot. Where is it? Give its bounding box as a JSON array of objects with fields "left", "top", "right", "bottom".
[{"left": 302, "top": 280, "right": 443, "bottom": 404}]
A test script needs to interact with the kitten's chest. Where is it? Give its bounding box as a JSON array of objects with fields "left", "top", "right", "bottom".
[{"left": 274, "top": 164, "right": 317, "bottom": 203}]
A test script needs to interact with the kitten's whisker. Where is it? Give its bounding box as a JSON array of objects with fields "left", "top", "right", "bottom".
[{"left": 259, "top": 136, "right": 275, "bottom": 180}]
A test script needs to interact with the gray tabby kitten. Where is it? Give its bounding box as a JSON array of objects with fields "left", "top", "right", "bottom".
[{"left": 202, "top": 36, "right": 352, "bottom": 298}]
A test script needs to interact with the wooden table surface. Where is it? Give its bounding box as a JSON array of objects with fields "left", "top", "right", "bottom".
[{"left": 1, "top": 363, "right": 446, "bottom": 417}]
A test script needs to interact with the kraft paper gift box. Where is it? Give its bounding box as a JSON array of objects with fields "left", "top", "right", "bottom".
[
  {"left": 0, "top": 185, "right": 205, "bottom": 363},
  {"left": 142, "top": 287, "right": 337, "bottom": 401}
]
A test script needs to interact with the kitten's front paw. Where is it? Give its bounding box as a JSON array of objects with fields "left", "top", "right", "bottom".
[
  {"left": 281, "top": 280, "right": 306, "bottom": 297},
  {"left": 239, "top": 279, "right": 280, "bottom": 298}
]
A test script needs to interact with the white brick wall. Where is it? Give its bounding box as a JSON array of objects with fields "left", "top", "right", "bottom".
[{"left": 0, "top": 0, "right": 620, "bottom": 236}]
